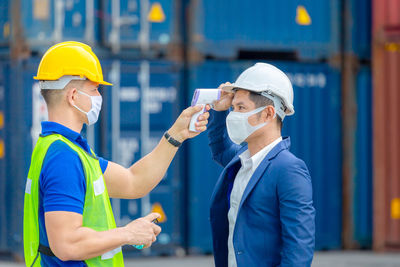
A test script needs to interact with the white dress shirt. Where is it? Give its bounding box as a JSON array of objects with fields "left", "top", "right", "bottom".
[{"left": 227, "top": 137, "right": 283, "bottom": 267}]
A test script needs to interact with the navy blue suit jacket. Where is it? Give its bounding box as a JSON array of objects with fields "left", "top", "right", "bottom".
[{"left": 207, "top": 110, "right": 315, "bottom": 267}]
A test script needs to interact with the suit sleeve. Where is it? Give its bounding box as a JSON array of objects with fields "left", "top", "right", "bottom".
[
  {"left": 277, "top": 159, "right": 315, "bottom": 267},
  {"left": 207, "top": 109, "right": 241, "bottom": 167}
]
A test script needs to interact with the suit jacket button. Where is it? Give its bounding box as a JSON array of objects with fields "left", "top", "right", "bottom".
[{"left": 237, "top": 251, "right": 243, "bottom": 255}]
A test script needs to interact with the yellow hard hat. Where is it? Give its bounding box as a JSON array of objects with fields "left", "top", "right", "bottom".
[{"left": 34, "top": 41, "right": 112, "bottom": 86}]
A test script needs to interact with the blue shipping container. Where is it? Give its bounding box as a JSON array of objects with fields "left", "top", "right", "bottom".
[
  {"left": 102, "top": 61, "right": 181, "bottom": 132},
  {"left": 348, "top": 0, "right": 371, "bottom": 60},
  {"left": 3, "top": 59, "right": 38, "bottom": 255},
  {"left": 0, "top": 60, "right": 7, "bottom": 250},
  {"left": 188, "top": 0, "right": 371, "bottom": 60},
  {"left": 0, "top": 0, "right": 9, "bottom": 45},
  {"left": 187, "top": 61, "right": 342, "bottom": 252},
  {"left": 101, "top": 60, "right": 185, "bottom": 254},
  {"left": 0, "top": 0, "right": 100, "bottom": 50},
  {"left": 353, "top": 66, "right": 372, "bottom": 247},
  {"left": 102, "top": 0, "right": 179, "bottom": 48}
]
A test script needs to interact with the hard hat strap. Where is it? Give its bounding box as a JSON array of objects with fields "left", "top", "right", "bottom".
[
  {"left": 260, "top": 91, "right": 286, "bottom": 121},
  {"left": 39, "top": 75, "right": 86, "bottom": 90}
]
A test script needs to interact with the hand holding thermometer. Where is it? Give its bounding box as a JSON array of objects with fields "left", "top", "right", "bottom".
[
  {"left": 189, "top": 89, "right": 221, "bottom": 132},
  {"left": 132, "top": 218, "right": 159, "bottom": 250}
]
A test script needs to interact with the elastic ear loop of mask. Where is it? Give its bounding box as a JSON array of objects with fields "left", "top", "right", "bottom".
[
  {"left": 260, "top": 91, "right": 286, "bottom": 121},
  {"left": 72, "top": 91, "right": 91, "bottom": 115}
]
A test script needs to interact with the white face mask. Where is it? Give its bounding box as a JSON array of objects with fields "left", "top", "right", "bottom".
[
  {"left": 73, "top": 90, "right": 102, "bottom": 125},
  {"left": 226, "top": 106, "right": 268, "bottom": 145}
]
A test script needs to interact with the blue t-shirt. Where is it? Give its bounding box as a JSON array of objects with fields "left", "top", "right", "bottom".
[{"left": 38, "top": 121, "right": 108, "bottom": 266}]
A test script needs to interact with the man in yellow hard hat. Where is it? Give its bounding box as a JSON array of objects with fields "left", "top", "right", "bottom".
[{"left": 23, "top": 41, "right": 209, "bottom": 266}]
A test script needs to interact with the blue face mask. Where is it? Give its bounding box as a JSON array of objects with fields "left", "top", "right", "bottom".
[
  {"left": 73, "top": 90, "right": 102, "bottom": 125},
  {"left": 226, "top": 106, "right": 269, "bottom": 144}
]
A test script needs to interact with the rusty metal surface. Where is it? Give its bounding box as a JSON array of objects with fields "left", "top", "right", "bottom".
[{"left": 373, "top": 0, "right": 400, "bottom": 251}]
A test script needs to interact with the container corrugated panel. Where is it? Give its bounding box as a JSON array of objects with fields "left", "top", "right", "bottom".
[
  {"left": 187, "top": 61, "right": 342, "bottom": 252},
  {"left": 0, "top": 1, "right": 9, "bottom": 45},
  {"left": 189, "top": 0, "right": 340, "bottom": 60},
  {"left": 347, "top": 0, "right": 372, "bottom": 59},
  {"left": 3, "top": 0, "right": 99, "bottom": 51},
  {"left": 4, "top": 59, "right": 36, "bottom": 254},
  {"left": 102, "top": 0, "right": 180, "bottom": 48},
  {"left": 373, "top": 0, "right": 400, "bottom": 251},
  {"left": 104, "top": 61, "right": 180, "bottom": 132},
  {"left": 187, "top": 133, "right": 223, "bottom": 254},
  {"left": 0, "top": 60, "right": 8, "bottom": 250},
  {"left": 373, "top": 0, "right": 400, "bottom": 29},
  {"left": 372, "top": 0, "right": 400, "bottom": 251},
  {"left": 101, "top": 60, "right": 185, "bottom": 255},
  {"left": 353, "top": 66, "right": 372, "bottom": 247}
]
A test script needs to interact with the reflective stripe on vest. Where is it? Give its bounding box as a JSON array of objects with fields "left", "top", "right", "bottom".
[{"left": 23, "top": 134, "right": 124, "bottom": 266}]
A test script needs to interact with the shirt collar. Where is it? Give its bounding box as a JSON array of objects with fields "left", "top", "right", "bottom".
[
  {"left": 40, "top": 121, "right": 93, "bottom": 155},
  {"left": 239, "top": 136, "right": 283, "bottom": 171},
  {"left": 41, "top": 121, "right": 81, "bottom": 141}
]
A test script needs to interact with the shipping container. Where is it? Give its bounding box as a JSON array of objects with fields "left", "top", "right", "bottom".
[
  {"left": 0, "top": 0, "right": 99, "bottom": 53},
  {"left": 187, "top": 0, "right": 340, "bottom": 60},
  {"left": 102, "top": 0, "right": 181, "bottom": 53},
  {"left": 0, "top": 0, "right": 9, "bottom": 45},
  {"left": 372, "top": 0, "right": 400, "bottom": 251},
  {"left": 101, "top": 60, "right": 185, "bottom": 255},
  {"left": 187, "top": 0, "right": 371, "bottom": 61},
  {"left": 345, "top": 0, "right": 372, "bottom": 60},
  {"left": 352, "top": 66, "right": 372, "bottom": 248},
  {"left": 0, "top": 60, "right": 7, "bottom": 251},
  {"left": 187, "top": 60, "right": 342, "bottom": 252}
]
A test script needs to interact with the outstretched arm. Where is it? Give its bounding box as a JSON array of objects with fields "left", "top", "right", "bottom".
[{"left": 104, "top": 105, "right": 209, "bottom": 199}]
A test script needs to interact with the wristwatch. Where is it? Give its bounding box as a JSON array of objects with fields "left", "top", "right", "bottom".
[{"left": 164, "top": 132, "right": 182, "bottom": 147}]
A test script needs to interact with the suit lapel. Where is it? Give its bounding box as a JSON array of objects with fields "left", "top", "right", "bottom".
[
  {"left": 237, "top": 138, "right": 291, "bottom": 212},
  {"left": 210, "top": 155, "right": 241, "bottom": 205}
]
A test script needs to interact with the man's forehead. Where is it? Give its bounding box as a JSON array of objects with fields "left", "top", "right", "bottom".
[{"left": 233, "top": 89, "right": 250, "bottom": 101}]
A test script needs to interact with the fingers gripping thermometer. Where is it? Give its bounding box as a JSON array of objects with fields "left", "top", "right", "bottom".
[
  {"left": 133, "top": 218, "right": 159, "bottom": 250},
  {"left": 189, "top": 89, "right": 221, "bottom": 132}
]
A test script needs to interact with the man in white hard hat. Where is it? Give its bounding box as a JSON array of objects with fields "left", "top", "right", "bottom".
[{"left": 207, "top": 63, "right": 315, "bottom": 266}]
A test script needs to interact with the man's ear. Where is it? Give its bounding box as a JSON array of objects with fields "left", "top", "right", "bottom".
[
  {"left": 66, "top": 87, "right": 77, "bottom": 106},
  {"left": 262, "top": 106, "right": 275, "bottom": 122}
]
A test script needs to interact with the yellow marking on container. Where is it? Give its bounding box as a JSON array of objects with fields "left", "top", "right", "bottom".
[
  {"left": 0, "top": 139, "right": 4, "bottom": 159},
  {"left": 296, "top": 5, "right": 312, "bottom": 26},
  {"left": 0, "top": 112, "right": 3, "bottom": 129},
  {"left": 148, "top": 2, "right": 166, "bottom": 23},
  {"left": 151, "top": 202, "right": 167, "bottom": 223},
  {"left": 391, "top": 198, "right": 400, "bottom": 219},
  {"left": 3, "top": 22, "right": 9, "bottom": 38},
  {"left": 385, "top": 43, "right": 400, "bottom": 53}
]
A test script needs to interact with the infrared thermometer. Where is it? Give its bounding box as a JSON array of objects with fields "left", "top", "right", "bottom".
[{"left": 189, "top": 89, "right": 221, "bottom": 132}]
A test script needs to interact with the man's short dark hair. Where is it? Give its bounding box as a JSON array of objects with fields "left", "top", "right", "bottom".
[
  {"left": 40, "top": 89, "right": 65, "bottom": 108},
  {"left": 40, "top": 80, "right": 86, "bottom": 108},
  {"left": 248, "top": 91, "right": 283, "bottom": 129}
]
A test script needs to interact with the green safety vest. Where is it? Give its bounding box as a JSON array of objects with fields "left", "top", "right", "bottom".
[{"left": 23, "top": 134, "right": 124, "bottom": 266}]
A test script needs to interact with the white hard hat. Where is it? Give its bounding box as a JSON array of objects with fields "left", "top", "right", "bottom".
[{"left": 222, "top": 62, "right": 294, "bottom": 119}]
